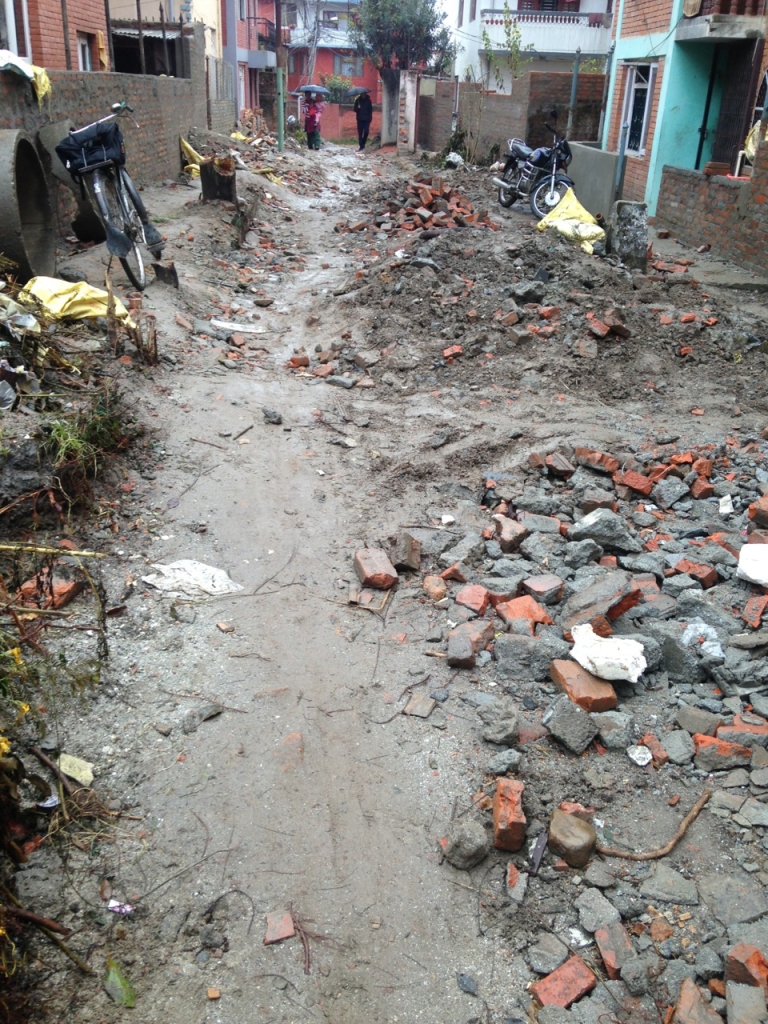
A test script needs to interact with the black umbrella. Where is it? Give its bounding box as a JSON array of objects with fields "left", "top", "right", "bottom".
[
  {"left": 295, "top": 84, "right": 330, "bottom": 96},
  {"left": 346, "top": 86, "right": 370, "bottom": 97}
]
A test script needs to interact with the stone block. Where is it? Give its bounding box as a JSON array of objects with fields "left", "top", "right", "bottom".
[
  {"left": 546, "top": 695, "right": 598, "bottom": 754},
  {"left": 548, "top": 807, "right": 597, "bottom": 868},
  {"left": 354, "top": 548, "right": 398, "bottom": 589},
  {"left": 694, "top": 734, "right": 752, "bottom": 772}
]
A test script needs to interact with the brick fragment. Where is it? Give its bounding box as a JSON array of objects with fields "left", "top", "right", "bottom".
[
  {"left": 589, "top": 319, "right": 611, "bottom": 339},
  {"left": 616, "top": 470, "right": 654, "bottom": 496},
  {"left": 530, "top": 956, "right": 596, "bottom": 1008},
  {"left": 493, "top": 778, "right": 526, "bottom": 851},
  {"left": 493, "top": 516, "right": 529, "bottom": 552},
  {"left": 455, "top": 584, "right": 491, "bottom": 615},
  {"left": 749, "top": 530, "right": 768, "bottom": 544},
  {"left": 550, "top": 659, "right": 617, "bottom": 712},
  {"left": 312, "top": 364, "right": 335, "bottom": 378},
  {"left": 717, "top": 714, "right": 768, "bottom": 747},
  {"left": 672, "top": 977, "right": 724, "bottom": 1024},
  {"left": 354, "top": 549, "right": 398, "bottom": 590},
  {"left": 690, "top": 477, "right": 715, "bottom": 499},
  {"left": 693, "top": 458, "right": 713, "bottom": 477},
  {"left": 595, "top": 920, "right": 634, "bottom": 980},
  {"left": 175, "top": 313, "right": 193, "bottom": 330},
  {"left": 749, "top": 496, "right": 768, "bottom": 528},
  {"left": 496, "top": 595, "right": 554, "bottom": 627},
  {"left": 693, "top": 733, "right": 752, "bottom": 770},
  {"left": 640, "top": 733, "right": 670, "bottom": 766},
  {"left": 725, "top": 942, "right": 768, "bottom": 991},
  {"left": 539, "top": 305, "right": 560, "bottom": 320},
  {"left": 546, "top": 453, "right": 575, "bottom": 477},
  {"left": 501, "top": 310, "right": 519, "bottom": 326},
  {"left": 675, "top": 559, "right": 718, "bottom": 589},
  {"left": 574, "top": 448, "right": 620, "bottom": 475},
  {"left": 440, "top": 563, "right": 467, "bottom": 583},
  {"left": 264, "top": 911, "right": 295, "bottom": 945},
  {"left": 522, "top": 574, "right": 564, "bottom": 604},
  {"left": 447, "top": 619, "right": 495, "bottom": 653},
  {"left": 743, "top": 595, "right": 768, "bottom": 629}
]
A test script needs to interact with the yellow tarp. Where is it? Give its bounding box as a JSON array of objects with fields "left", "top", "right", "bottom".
[
  {"left": 20, "top": 277, "right": 134, "bottom": 327},
  {"left": 745, "top": 121, "right": 768, "bottom": 165},
  {"left": 536, "top": 188, "right": 606, "bottom": 254},
  {"left": 180, "top": 136, "right": 202, "bottom": 178}
]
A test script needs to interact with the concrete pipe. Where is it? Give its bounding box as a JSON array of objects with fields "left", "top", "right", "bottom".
[{"left": 0, "top": 129, "right": 56, "bottom": 283}]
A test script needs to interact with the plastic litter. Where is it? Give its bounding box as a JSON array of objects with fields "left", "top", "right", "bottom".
[
  {"left": 719, "top": 495, "right": 734, "bottom": 515},
  {"left": 570, "top": 623, "right": 646, "bottom": 683},
  {"left": 107, "top": 899, "right": 134, "bottom": 915},
  {"left": 180, "top": 136, "right": 203, "bottom": 178},
  {"left": 58, "top": 753, "right": 94, "bottom": 786},
  {"left": 20, "top": 277, "right": 134, "bottom": 326},
  {"left": 141, "top": 559, "right": 244, "bottom": 598},
  {"left": 0, "top": 49, "right": 51, "bottom": 105},
  {"left": 737, "top": 546, "right": 768, "bottom": 587},
  {"left": 536, "top": 188, "right": 606, "bottom": 254},
  {"left": 627, "top": 745, "right": 653, "bottom": 767}
]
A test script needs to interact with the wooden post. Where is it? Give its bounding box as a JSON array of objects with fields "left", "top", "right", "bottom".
[{"left": 136, "top": 0, "right": 147, "bottom": 74}]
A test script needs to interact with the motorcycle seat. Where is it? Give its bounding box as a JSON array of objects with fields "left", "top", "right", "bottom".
[{"left": 509, "top": 141, "right": 533, "bottom": 158}]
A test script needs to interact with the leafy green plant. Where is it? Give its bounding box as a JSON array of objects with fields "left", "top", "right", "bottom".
[
  {"left": 319, "top": 73, "right": 353, "bottom": 103},
  {"left": 350, "top": 0, "right": 456, "bottom": 73},
  {"left": 483, "top": 2, "right": 532, "bottom": 93}
]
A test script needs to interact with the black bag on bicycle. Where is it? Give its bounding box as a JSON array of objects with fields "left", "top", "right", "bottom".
[{"left": 55, "top": 122, "right": 126, "bottom": 180}]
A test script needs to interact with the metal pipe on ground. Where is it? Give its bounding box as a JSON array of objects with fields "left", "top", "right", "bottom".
[{"left": 0, "top": 130, "right": 56, "bottom": 283}]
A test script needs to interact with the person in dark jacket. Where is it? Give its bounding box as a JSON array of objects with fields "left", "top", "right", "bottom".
[{"left": 353, "top": 90, "right": 373, "bottom": 152}]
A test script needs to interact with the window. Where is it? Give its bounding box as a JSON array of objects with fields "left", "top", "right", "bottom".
[
  {"left": 458, "top": 0, "right": 464, "bottom": 25},
  {"left": 333, "top": 54, "right": 363, "bottom": 76},
  {"left": 469, "top": 0, "right": 476, "bottom": 20},
  {"left": 239, "top": 0, "right": 245, "bottom": 20},
  {"left": 77, "top": 32, "right": 93, "bottom": 71},
  {"left": 288, "top": 51, "right": 305, "bottom": 74},
  {"left": 285, "top": 2, "right": 297, "bottom": 25},
  {"left": 1, "top": 0, "right": 31, "bottom": 58},
  {"left": 621, "top": 63, "right": 658, "bottom": 155},
  {"left": 323, "top": 9, "right": 348, "bottom": 28}
]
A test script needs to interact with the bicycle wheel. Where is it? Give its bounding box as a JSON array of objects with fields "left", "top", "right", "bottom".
[{"left": 113, "top": 172, "right": 146, "bottom": 290}]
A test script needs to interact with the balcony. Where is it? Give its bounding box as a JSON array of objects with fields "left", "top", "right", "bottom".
[
  {"left": 480, "top": 10, "right": 612, "bottom": 56},
  {"left": 676, "top": 0, "right": 766, "bottom": 41}
]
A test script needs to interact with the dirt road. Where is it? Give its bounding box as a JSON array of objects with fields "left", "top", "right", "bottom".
[{"left": 11, "top": 138, "right": 768, "bottom": 1024}]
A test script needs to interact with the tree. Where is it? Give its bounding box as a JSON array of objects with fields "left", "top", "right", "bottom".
[
  {"left": 483, "top": 2, "right": 532, "bottom": 93},
  {"left": 350, "top": 0, "right": 456, "bottom": 74}
]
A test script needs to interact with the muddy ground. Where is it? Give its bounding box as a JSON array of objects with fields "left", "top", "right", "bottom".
[{"left": 3, "top": 137, "right": 768, "bottom": 1024}]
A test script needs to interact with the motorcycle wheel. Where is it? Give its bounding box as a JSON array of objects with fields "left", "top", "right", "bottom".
[
  {"left": 497, "top": 166, "right": 519, "bottom": 209},
  {"left": 530, "top": 178, "right": 570, "bottom": 220}
]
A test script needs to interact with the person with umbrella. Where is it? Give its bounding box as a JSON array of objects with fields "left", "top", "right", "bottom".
[
  {"left": 297, "top": 85, "right": 329, "bottom": 151},
  {"left": 352, "top": 87, "right": 373, "bottom": 152}
]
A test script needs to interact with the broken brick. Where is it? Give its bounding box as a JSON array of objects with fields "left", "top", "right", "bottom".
[
  {"left": 493, "top": 516, "right": 529, "bottom": 552},
  {"left": 640, "top": 733, "right": 670, "bottom": 766},
  {"left": 288, "top": 354, "right": 310, "bottom": 368},
  {"left": 748, "top": 496, "right": 768, "bottom": 528},
  {"left": 743, "top": 595, "right": 768, "bottom": 630},
  {"left": 443, "top": 344, "right": 463, "bottom": 359},
  {"left": 264, "top": 911, "right": 295, "bottom": 945},
  {"left": 680, "top": 312, "right": 697, "bottom": 324},
  {"left": 353, "top": 549, "right": 398, "bottom": 590},
  {"left": 672, "top": 977, "right": 723, "bottom": 1024},
  {"left": 175, "top": 313, "right": 193, "bottom": 330},
  {"left": 539, "top": 305, "right": 561, "bottom": 320},
  {"left": 595, "top": 920, "right": 634, "bottom": 981},
  {"left": 312, "top": 364, "right": 335, "bottom": 378},
  {"left": 717, "top": 714, "right": 768, "bottom": 747},
  {"left": 455, "top": 584, "right": 491, "bottom": 615},
  {"left": 501, "top": 310, "right": 519, "bottom": 326},
  {"left": 574, "top": 448, "right": 621, "bottom": 475},
  {"left": 616, "top": 470, "right": 654, "bottom": 496},
  {"left": 693, "top": 733, "right": 752, "bottom": 770},
  {"left": 692, "top": 458, "right": 713, "bottom": 477},
  {"left": 531, "top": 956, "right": 596, "bottom": 1008},
  {"left": 558, "top": 801, "right": 594, "bottom": 820},
  {"left": 447, "top": 619, "right": 495, "bottom": 653},
  {"left": 589, "top": 320, "right": 611, "bottom": 339},
  {"left": 690, "top": 477, "right": 715, "bottom": 500},
  {"left": 493, "top": 778, "right": 526, "bottom": 851},
  {"left": 725, "top": 942, "right": 768, "bottom": 991},
  {"left": 440, "top": 563, "right": 468, "bottom": 583},
  {"left": 675, "top": 559, "right": 718, "bottom": 589},
  {"left": 549, "top": 659, "right": 617, "bottom": 712},
  {"left": 496, "top": 595, "right": 554, "bottom": 628},
  {"left": 521, "top": 574, "right": 564, "bottom": 604},
  {"left": 545, "top": 453, "right": 576, "bottom": 477}
]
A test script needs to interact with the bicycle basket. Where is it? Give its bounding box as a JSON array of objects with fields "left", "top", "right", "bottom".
[{"left": 55, "top": 121, "right": 126, "bottom": 179}]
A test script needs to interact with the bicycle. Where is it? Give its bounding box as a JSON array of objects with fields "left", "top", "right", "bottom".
[{"left": 56, "top": 102, "right": 164, "bottom": 291}]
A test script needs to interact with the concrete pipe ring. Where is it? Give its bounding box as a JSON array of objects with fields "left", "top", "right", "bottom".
[{"left": 0, "top": 129, "right": 56, "bottom": 283}]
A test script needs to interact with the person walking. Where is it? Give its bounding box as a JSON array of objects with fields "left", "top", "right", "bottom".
[
  {"left": 353, "top": 90, "right": 373, "bottom": 152},
  {"left": 303, "top": 93, "right": 324, "bottom": 151}
]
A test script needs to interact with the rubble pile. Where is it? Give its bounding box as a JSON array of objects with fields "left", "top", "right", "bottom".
[
  {"left": 352, "top": 432, "right": 768, "bottom": 1022},
  {"left": 335, "top": 173, "right": 500, "bottom": 237}
]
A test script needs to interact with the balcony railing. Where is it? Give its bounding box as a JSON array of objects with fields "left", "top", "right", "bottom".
[
  {"left": 699, "top": 0, "right": 765, "bottom": 13},
  {"left": 247, "top": 16, "right": 276, "bottom": 51},
  {"left": 481, "top": 10, "right": 609, "bottom": 26}
]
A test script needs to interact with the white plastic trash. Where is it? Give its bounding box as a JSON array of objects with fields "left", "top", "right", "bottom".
[
  {"left": 737, "top": 546, "right": 768, "bottom": 587},
  {"left": 570, "top": 623, "right": 647, "bottom": 683},
  {"left": 141, "top": 560, "right": 244, "bottom": 598}
]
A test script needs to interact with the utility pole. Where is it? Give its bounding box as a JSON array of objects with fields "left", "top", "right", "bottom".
[
  {"left": 60, "top": 0, "right": 72, "bottom": 69},
  {"left": 566, "top": 47, "right": 580, "bottom": 138},
  {"left": 160, "top": 2, "right": 170, "bottom": 74},
  {"left": 136, "top": 0, "right": 147, "bottom": 74},
  {"left": 104, "top": 0, "right": 115, "bottom": 69}
]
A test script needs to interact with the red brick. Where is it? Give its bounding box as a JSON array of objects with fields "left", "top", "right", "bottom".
[
  {"left": 749, "top": 530, "right": 768, "bottom": 544},
  {"left": 539, "top": 305, "right": 561, "bottom": 320},
  {"left": 680, "top": 312, "right": 697, "bottom": 324},
  {"left": 574, "top": 448, "right": 621, "bottom": 475},
  {"left": 493, "top": 516, "right": 530, "bottom": 552},
  {"left": 672, "top": 977, "right": 724, "bottom": 1024},
  {"left": 617, "top": 470, "right": 654, "bottom": 496},
  {"left": 558, "top": 801, "right": 594, "bottom": 820},
  {"left": 486, "top": 583, "right": 521, "bottom": 607},
  {"left": 690, "top": 477, "right": 715, "bottom": 500},
  {"left": 264, "top": 911, "right": 295, "bottom": 945},
  {"left": 725, "top": 942, "right": 768, "bottom": 991},
  {"left": 443, "top": 344, "right": 463, "bottom": 359},
  {"left": 692, "top": 458, "right": 713, "bottom": 478},
  {"left": 675, "top": 559, "right": 718, "bottom": 589},
  {"left": 640, "top": 733, "right": 670, "bottom": 766},
  {"left": 708, "top": 531, "right": 740, "bottom": 557},
  {"left": 496, "top": 595, "right": 554, "bottom": 627},
  {"left": 589, "top": 319, "right": 611, "bottom": 339},
  {"left": 501, "top": 310, "right": 519, "bottom": 326},
  {"left": 522, "top": 574, "right": 564, "bottom": 604},
  {"left": 717, "top": 714, "right": 768, "bottom": 745},
  {"left": 288, "top": 354, "right": 310, "bottom": 367},
  {"left": 354, "top": 549, "right": 398, "bottom": 590},
  {"left": 447, "top": 619, "right": 495, "bottom": 653},
  {"left": 531, "top": 956, "right": 596, "bottom": 1008},
  {"left": 312, "top": 364, "right": 335, "bottom": 378},
  {"left": 545, "top": 453, "right": 575, "bottom": 477},
  {"left": 455, "top": 584, "right": 490, "bottom": 615},
  {"left": 599, "top": 556, "right": 618, "bottom": 568},
  {"left": 493, "top": 778, "right": 526, "bottom": 852},
  {"left": 749, "top": 497, "right": 768, "bottom": 528},
  {"left": 549, "top": 659, "right": 617, "bottom": 712},
  {"left": 595, "top": 920, "right": 634, "bottom": 981},
  {"left": 440, "top": 563, "right": 467, "bottom": 583},
  {"left": 743, "top": 595, "right": 768, "bottom": 630},
  {"left": 693, "top": 733, "right": 752, "bottom": 768}
]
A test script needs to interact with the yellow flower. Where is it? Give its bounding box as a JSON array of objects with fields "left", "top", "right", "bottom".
[
  {"left": 17, "top": 703, "right": 30, "bottom": 716},
  {"left": 9, "top": 648, "right": 22, "bottom": 666},
  {"left": 0, "top": 735, "right": 10, "bottom": 756}
]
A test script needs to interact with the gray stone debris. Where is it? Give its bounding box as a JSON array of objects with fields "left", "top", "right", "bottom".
[
  {"left": 639, "top": 863, "right": 699, "bottom": 905},
  {"left": 726, "top": 981, "right": 767, "bottom": 1024},
  {"left": 564, "top": 538, "right": 604, "bottom": 568},
  {"left": 494, "top": 632, "right": 570, "bottom": 681},
  {"left": 651, "top": 476, "right": 689, "bottom": 510},
  {"left": 663, "top": 730, "right": 695, "bottom": 765},
  {"left": 574, "top": 887, "right": 620, "bottom": 933},
  {"left": 442, "top": 820, "right": 490, "bottom": 870},
  {"left": 439, "top": 533, "right": 485, "bottom": 567},
  {"left": 485, "top": 748, "right": 522, "bottom": 775},
  {"left": 591, "top": 710, "right": 634, "bottom": 749},
  {"left": 694, "top": 945, "right": 723, "bottom": 981},
  {"left": 477, "top": 700, "right": 519, "bottom": 745},
  {"left": 698, "top": 872, "right": 768, "bottom": 926},
  {"left": 545, "top": 695, "right": 598, "bottom": 754},
  {"left": 567, "top": 509, "right": 643, "bottom": 553},
  {"left": 528, "top": 931, "right": 569, "bottom": 974}
]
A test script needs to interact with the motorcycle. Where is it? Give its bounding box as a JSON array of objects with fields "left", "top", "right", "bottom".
[{"left": 492, "top": 109, "right": 573, "bottom": 219}]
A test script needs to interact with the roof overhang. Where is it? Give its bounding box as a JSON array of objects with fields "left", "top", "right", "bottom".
[{"left": 675, "top": 13, "right": 767, "bottom": 42}]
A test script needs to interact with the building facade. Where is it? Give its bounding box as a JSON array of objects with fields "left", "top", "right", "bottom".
[
  {"left": 603, "top": 0, "right": 768, "bottom": 214},
  {"left": 443, "top": 0, "right": 613, "bottom": 88},
  {"left": 2, "top": 0, "right": 109, "bottom": 70},
  {"left": 285, "top": 0, "right": 380, "bottom": 101}
]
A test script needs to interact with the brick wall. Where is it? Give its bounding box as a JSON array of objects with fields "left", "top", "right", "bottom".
[
  {"left": 619, "top": 0, "right": 673, "bottom": 37},
  {"left": 28, "top": 0, "right": 109, "bottom": 70},
  {"left": 656, "top": 139, "right": 768, "bottom": 274},
  {"left": 418, "top": 80, "right": 454, "bottom": 151},
  {"left": 318, "top": 103, "right": 382, "bottom": 141},
  {"left": 452, "top": 71, "right": 605, "bottom": 163},
  {"left": 607, "top": 57, "right": 664, "bottom": 202}
]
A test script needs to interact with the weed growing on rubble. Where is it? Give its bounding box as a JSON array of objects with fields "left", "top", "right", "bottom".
[{"left": 41, "top": 387, "right": 126, "bottom": 500}]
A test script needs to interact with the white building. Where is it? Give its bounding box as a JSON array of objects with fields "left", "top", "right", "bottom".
[{"left": 444, "top": 0, "right": 614, "bottom": 90}]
